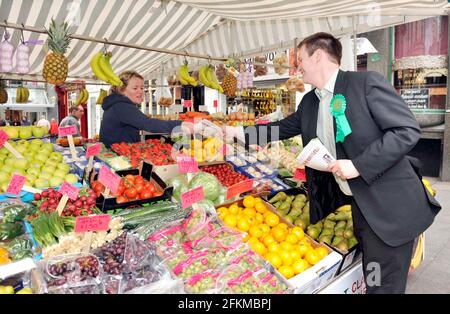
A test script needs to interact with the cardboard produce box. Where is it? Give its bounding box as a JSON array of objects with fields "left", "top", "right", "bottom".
[{"left": 215, "top": 198, "right": 342, "bottom": 294}]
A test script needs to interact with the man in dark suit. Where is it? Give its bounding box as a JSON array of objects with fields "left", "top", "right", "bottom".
[{"left": 226, "top": 32, "right": 440, "bottom": 293}]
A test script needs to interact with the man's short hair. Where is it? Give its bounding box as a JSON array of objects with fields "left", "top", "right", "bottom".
[
  {"left": 298, "top": 32, "right": 342, "bottom": 65},
  {"left": 69, "top": 105, "right": 82, "bottom": 113}
]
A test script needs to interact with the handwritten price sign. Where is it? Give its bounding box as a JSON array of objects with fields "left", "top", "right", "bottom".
[
  {"left": 86, "top": 143, "right": 101, "bottom": 158},
  {"left": 0, "top": 129, "right": 9, "bottom": 147},
  {"left": 59, "top": 181, "right": 80, "bottom": 201},
  {"left": 59, "top": 125, "right": 77, "bottom": 137},
  {"left": 294, "top": 168, "right": 306, "bottom": 181},
  {"left": 6, "top": 175, "right": 26, "bottom": 196},
  {"left": 213, "top": 100, "right": 218, "bottom": 108},
  {"left": 75, "top": 214, "right": 111, "bottom": 233},
  {"left": 177, "top": 156, "right": 199, "bottom": 173},
  {"left": 181, "top": 186, "right": 204, "bottom": 209},
  {"left": 226, "top": 179, "right": 254, "bottom": 199},
  {"left": 183, "top": 99, "right": 192, "bottom": 108},
  {"left": 98, "top": 165, "right": 121, "bottom": 194}
]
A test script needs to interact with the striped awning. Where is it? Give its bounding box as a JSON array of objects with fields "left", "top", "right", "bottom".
[{"left": 0, "top": 0, "right": 448, "bottom": 81}]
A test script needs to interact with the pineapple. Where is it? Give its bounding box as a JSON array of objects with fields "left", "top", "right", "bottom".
[
  {"left": 0, "top": 80, "right": 8, "bottom": 104},
  {"left": 42, "top": 19, "right": 72, "bottom": 85}
]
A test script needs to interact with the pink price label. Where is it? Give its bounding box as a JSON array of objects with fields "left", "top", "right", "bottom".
[
  {"left": 226, "top": 179, "right": 254, "bottom": 199},
  {"left": 0, "top": 129, "right": 9, "bottom": 147},
  {"left": 98, "top": 165, "right": 121, "bottom": 194},
  {"left": 86, "top": 143, "right": 101, "bottom": 158},
  {"left": 59, "top": 181, "right": 80, "bottom": 201},
  {"left": 181, "top": 186, "right": 205, "bottom": 209},
  {"left": 75, "top": 214, "right": 111, "bottom": 233},
  {"left": 6, "top": 175, "right": 26, "bottom": 196},
  {"left": 177, "top": 156, "right": 199, "bottom": 173},
  {"left": 257, "top": 120, "right": 270, "bottom": 125},
  {"left": 294, "top": 168, "right": 306, "bottom": 181},
  {"left": 183, "top": 99, "right": 192, "bottom": 108},
  {"left": 58, "top": 125, "right": 77, "bottom": 137},
  {"left": 213, "top": 100, "right": 218, "bottom": 108}
]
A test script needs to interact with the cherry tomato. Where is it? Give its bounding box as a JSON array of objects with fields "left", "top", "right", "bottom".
[
  {"left": 125, "top": 187, "right": 138, "bottom": 199},
  {"left": 116, "top": 196, "right": 128, "bottom": 204}
]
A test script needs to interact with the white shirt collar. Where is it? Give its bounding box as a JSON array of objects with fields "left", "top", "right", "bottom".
[{"left": 315, "top": 69, "right": 339, "bottom": 99}]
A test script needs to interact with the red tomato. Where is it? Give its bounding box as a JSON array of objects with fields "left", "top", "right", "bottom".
[
  {"left": 125, "top": 174, "right": 135, "bottom": 184},
  {"left": 116, "top": 196, "right": 128, "bottom": 204},
  {"left": 152, "top": 191, "right": 163, "bottom": 197},
  {"left": 134, "top": 176, "right": 145, "bottom": 185},
  {"left": 135, "top": 183, "right": 144, "bottom": 194},
  {"left": 140, "top": 190, "right": 153, "bottom": 199},
  {"left": 125, "top": 187, "right": 138, "bottom": 199},
  {"left": 144, "top": 182, "right": 156, "bottom": 193}
]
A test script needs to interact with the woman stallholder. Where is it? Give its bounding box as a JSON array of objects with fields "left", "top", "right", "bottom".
[{"left": 100, "top": 71, "right": 183, "bottom": 147}]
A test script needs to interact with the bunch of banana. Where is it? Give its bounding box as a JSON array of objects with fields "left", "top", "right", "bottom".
[
  {"left": 90, "top": 51, "right": 123, "bottom": 86},
  {"left": 198, "top": 65, "right": 224, "bottom": 93},
  {"left": 75, "top": 88, "right": 89, "bottom": 105},
  {"left": 15, "top": 86, "right": 30, "bottom": 103},
  {"left": 178, "top": 62, "right": 198, "bottom": 86},
  {"left": 96, "top": 89, "right": 108, "bottom": 105}
]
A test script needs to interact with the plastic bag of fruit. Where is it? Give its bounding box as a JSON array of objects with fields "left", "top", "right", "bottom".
[
  {"left": 39, "top": 252, "right": 104, "bottom": 294},
  {"left": 124, "top": 272, "right": 185, "bottom": 294},
  {"left": 147, "top": 220, "right": 186, "bottom": 259},
  {"left": 182, "top": 205, "right": 212, "bottom": 242},
  {"left": 184, "top": 268, "right": 221, "bottom": 294}
]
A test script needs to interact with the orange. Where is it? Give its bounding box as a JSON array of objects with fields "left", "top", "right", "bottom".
[
  {"left": 305, "top": 248, "right": 321, "bottom": 265},
  {"left": 266, "top": 253, "right": 283, "bottom": 269},
  {"left": 242, "top": 207, "right": 256, "bottom": 217},
  {"left": 258, "top": 223, "right": 271, "bottom": 235},
  {"left": 262, "top": 235, "right": 276, "bottom": 247},
  {"left": 242, "top": 233, "right": 250, "bottom": 242},
  {"left": 277, "top": 223, "right": 289, "bottom": 230},
  {"left": 279, "top": 250, "right": 293, "bottom": 266},
  {"left": 280, "top": 241, "right": 293, "bottom": 251},
  {"left": 315, "top": 247, "right": 328, "bottom": 259},
  {"left": 255, "top": 202, "right": 267, "bottom": 213},
  {"left": 223, "top": 214, "right": 237, "bottom": 227},
  {"left": 217, "top": 207, "right": 228, "bottom": 215},
  {"left": 292, "top": 259, "right": 311, "bottom": 275},
  {"left": 254, "top": 197, "right": 263, "bottom": 204},
  {"left": 255, "top": 213, "right": 264, "bottom": 224},
  {"left": 237, "top": 219, "right": 250, "bottom": 232},
  {"left": 285, "top": 234, "right": 299, "bottom": 245},
  {"left": 268, "top": 243, "right": 280, "bottom": 253},
  {"left": 243, "top": 195, "right": 256, "bottom": 208},
  {"left": 248, "top": 237, "right": 260, "bottom": 245},
  {"left": 244, "top": 215, "right": 257, "bottom": 226},
  {"left": 251, "top": 241, "right": 267, "bottom": 256},
  {"left": 249, "top": 225, "right": 263, "bottom": 239},
  {"left": 271, "top": 227, "right": 287, "bottom": 243},
  {"left": 228, "top": 203, "right": 240, "bottom": 215},
  {"left": 278, "top": 266, "right": 295, "bottom": 279},
  {"left": 291, "top": 227, "right": 305, "bottom": 241},
  {"left": 265, "top": 213, "right": 280, "bottom": 227},
  {"left": 299, "top": 237, "right": 312, "bottom": 245}
]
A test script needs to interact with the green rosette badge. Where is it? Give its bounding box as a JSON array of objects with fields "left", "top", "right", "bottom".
[{"left": 330, "top": 94, "right": 352, "bottom": 143}]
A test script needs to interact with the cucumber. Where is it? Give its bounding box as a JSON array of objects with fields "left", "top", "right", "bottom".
[{"left": 118, "top": 203, "right": 179, "bottom": 221}]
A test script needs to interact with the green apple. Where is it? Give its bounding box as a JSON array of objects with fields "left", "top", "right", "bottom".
[
  {"left": 34, "top": 154, "right": 48, "bottom": 163},
  {"left": 49, "top": 152, "right": 63, "bottom": 162},
  {"left": 24, "top": 150, "right": 36, "bottom": 158},
  {"left": 26, "top": 167, "right": 40, "bottom": 177},
  {"left": 32, "top": 126, "right": 48, "bottom": 138},
  {"left": 34, "top": 178, "right": 49, "bottom": 189},
  {"left": 65, "top": 173, "right": 79, "bottom": 184},
  {"left": 42, "top": 165, "right": 56, "bottom": 174},
  {"left": 53, "top": 169, "right": 67, "bottom": 179},
  {"left": 29, "top": 143, "right": 41, "bottom": 152},
  {"left": 39, "top": 172, "right": 53, "bottom": 181},
  {"left": 13, "top": 159, "right": 29, "bottom": 170},
  {"left": 12, "top": 169, "right": 26, "bottom": 176},
  {"left": 0, "top": 155, "right": 7, "bottom": 163},
  {"left": 16, "top": 139, "right": 30, "bottom": 147},
  {"left": 25, "top": 174, "right": 37, "bottom": 184},
  {"left": 57, "top": 163, "right": 71, "bottom": 174},
  {"left": 31, "top": 139, "right": 44, "bottom": 146},
  {"left": 15, "top": 145, "right": 27, "bottom": 154},
  {"left": 50, "top": 176, "right": 64, "bottom": 187},
  {"left": 41, "top": 143, "right": 54, "bottom": 153},
  {"left": 1, "top": 165, "right": 14, "bottom": 174},
  {"left": 5, "top": 157, "right": 17, "bottom": 167},
  {"left": 0, "top": 171, "right": 10, "bottom": 183},
  {"left": 3, "top": 126, "right": 19, "bottom": 139},
  {"left": 19, "top": 127, "right": 33, "bottom": 139},
  {"left": 30, "top": 160, "right": 44, "bottom": 169},
  {"left": 45, "top": 159, "right": 59, "bottom": 168},
  {"left": 0, "top": 146, "right": 9, "bottom": 155}
]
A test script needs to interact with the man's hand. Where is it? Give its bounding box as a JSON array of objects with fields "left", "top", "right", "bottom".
[{"left": 328, "top": 160, "right": 360, "bottom": 180}]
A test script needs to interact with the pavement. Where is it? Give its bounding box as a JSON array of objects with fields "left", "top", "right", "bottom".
[{"left": 406, "top": 177, "right": 450, "bottom": 294}]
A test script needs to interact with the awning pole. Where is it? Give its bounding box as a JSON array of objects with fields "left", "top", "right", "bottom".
[{"left": 353, "top": 15, "right": 357, "bottom": 71}]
